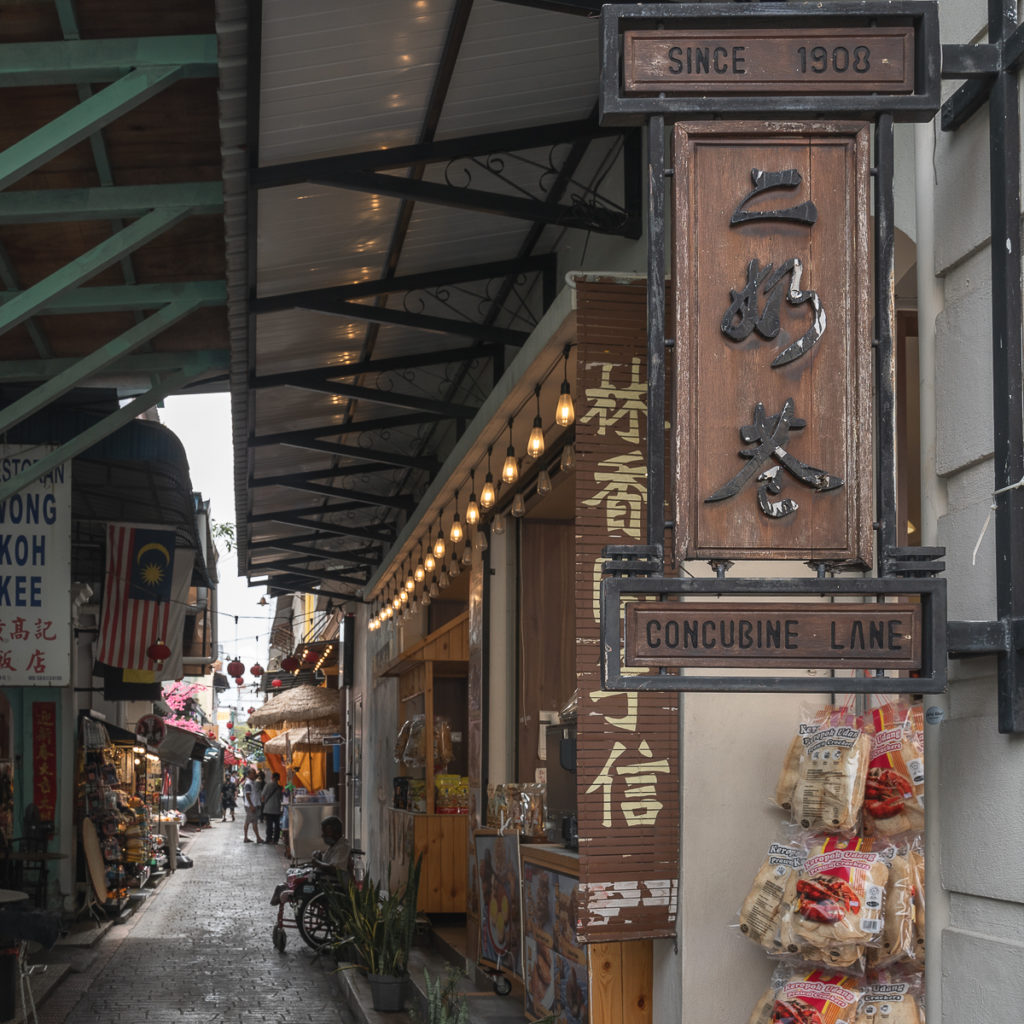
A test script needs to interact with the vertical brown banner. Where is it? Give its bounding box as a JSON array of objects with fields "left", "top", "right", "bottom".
[
  {"left": 575, "top": 281, "right": 679, "bottom": 942},
  {"left": 674, "top": 122, "right": 873, "bottom": 566},
  {"left": 32, "top": 701, "right": 58, "bottom": 821}
]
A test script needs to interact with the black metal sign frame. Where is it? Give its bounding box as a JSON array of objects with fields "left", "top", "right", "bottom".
[
  {"left": 596, "top": 1, "right": 950, "bottom": 700},
  {"left": 602, "top": 576, "right": 946, "bottom": 693},
  {"left": 600, "top": 2, "right": 941, "bottom": 124}
]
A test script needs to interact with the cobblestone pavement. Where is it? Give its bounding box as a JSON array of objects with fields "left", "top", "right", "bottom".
[{"left": 39, "top": 819, "right": 351, "bottom": 1024}]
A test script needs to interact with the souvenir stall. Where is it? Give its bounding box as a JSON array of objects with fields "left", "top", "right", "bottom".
[{"left": 77, "top": 715, "right": 164, "bottom": 915}]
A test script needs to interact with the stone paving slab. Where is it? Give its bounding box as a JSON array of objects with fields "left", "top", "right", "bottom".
[{"left": 28, "top": 818, "right": 349, "bottom": 1024}]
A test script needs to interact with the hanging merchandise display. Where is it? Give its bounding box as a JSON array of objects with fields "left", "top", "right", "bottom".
[{"left": 78, "top": 717, "right": 167, "bottom": 914}]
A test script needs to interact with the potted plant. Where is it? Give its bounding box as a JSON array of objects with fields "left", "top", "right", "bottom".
[{"left": 328, "top": 855, "right": 422, "bottom": 1012}]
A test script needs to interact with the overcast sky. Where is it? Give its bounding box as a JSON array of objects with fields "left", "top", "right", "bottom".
[{"left": 159, "top": 393, "right": 273, "bottom": 707}]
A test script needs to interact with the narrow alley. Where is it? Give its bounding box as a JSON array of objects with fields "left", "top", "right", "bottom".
[{"left": 32, "top": 819, "right": 347, "bottom": 1024}]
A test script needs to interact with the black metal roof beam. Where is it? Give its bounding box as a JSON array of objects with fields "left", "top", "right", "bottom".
[
  {"left": 252, "top": 119, "right": 622, "bottom": 187},
  {"left": 292, "top": 294, "right": 528, "bottom": 344},
  {"left": 275, "top": 479, "right": 414, "bottom": 512},
  {"left": 251, "top": 463, "right": 397, "bottom": 488},
  {"left": 252, "top": 560, "right": 368, "bottom": 587},
  {"left": 269, "top": 437, "right": 437, "bottom": 472},
  {"left": 249, "top": 536, "right": 382, "bottom": 561},
  {"left": 246, "top": 511, "right": 396, "bottom": 543},
  {"left": 259, "top": 378, "right": 477, "bottom": 419},
  {"left": 252, "top": 345, "right": 501, "bottom": 392},
  {"left": 265, "top": 575, "right": 361, "bottom": 597},
  {"left": 251, "top": 413, "right": 450, "bottom": 449},
  {"left": 247, "top": 503, "right": 373, "bottom": 523},
  {"left": 252, "top": 254, "right": 555, "bottom": 313},
  {"left": 493, "top": 0, "right": 601, "bottom": 13},
  {"left": 296, "top": 166, "right": 636, "bottom": 236},
  {"left": 248, "top": 540, "right": 380, "bottom": 569}
]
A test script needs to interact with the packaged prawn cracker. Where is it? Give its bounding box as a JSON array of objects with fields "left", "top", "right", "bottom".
[
  {"left": 767, "top": 968, "right": 864, "bottom": 1024},
  {"left": 784, "top": 837, "right": 889, "bottom": 962},
  {"left": 864, "top": 702, "right": 924, "bottom": 837},
  {"left": 737, "top": 835, "right": 805, "bottom": 953},
  {"left": 866, "top": 842, "right": 917, "bottom": 969},
  {"left": 853, "top": 972, "right": 925, "bottom": 1024},
  {"left": 778, "top": 705, "right": 871, "bottom": 833}
]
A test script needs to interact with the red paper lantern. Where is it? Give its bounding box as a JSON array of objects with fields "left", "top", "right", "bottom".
[
  {"left": 206, "top": 729, "right": 216, "bottom": 739},
  {"left": 146, "top": 639, "right": 172, "bottom": 663},
  {"left": 302, "top": 649, "right": 318, "bottom": 666},
  {"left": 272, "top": 678, "right": 283, "bottom": 688},
  {"left": 235, "top": 677, "right": 244, "bottom": 687},
  {"left": 247, "top": 707, "right": 255, "bottom": 715},
  {"left": 250, "top": 663, "right": 264, "bottom": 677},
  {"left": 280, "top": 655, "right": 299, "bottom": 673},
  {"left": 227, "top": 658, "right": 245, "bottom": 678}
]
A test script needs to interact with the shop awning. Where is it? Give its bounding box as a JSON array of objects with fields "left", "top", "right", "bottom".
[{"left": 159, "top": 724, "right": 210, "bottom": 768}]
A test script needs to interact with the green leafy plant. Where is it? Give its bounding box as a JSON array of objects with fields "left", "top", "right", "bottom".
[
  {"left": 421, "top": 968, "right": 468, "bottom": 1024},
  {"left": 327, "top": 855, "right": 422, "bottom": 977}
]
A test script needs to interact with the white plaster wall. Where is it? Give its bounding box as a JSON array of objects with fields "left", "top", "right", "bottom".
[
  {"left": 678, "top": 690, "right": 814, "bottom": 1023},
  {"left": 925, "top": 3, "right": 1024, "bottom": 1022}
]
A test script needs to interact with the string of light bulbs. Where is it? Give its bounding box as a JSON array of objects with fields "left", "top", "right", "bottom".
[{"left": 368, "top": 343, "right": 575, "bottom": 632}]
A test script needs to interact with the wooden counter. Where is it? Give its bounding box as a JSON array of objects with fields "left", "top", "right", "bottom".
[{"left": 388, "top": 808, "right": 467, "bottom": 914}]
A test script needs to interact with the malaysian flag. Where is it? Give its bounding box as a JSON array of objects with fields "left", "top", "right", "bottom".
[{"left": 95, "top": 523, "right": 193, "bottom": 688}]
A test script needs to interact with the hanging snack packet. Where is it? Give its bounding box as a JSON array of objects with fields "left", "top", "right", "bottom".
[
  {"left": 867, "top": 845, "right": 916, "bottom": 969},
  {"left": 766, "top": 968, "right": 864, "bottom": 1024},
  {"left": 852, "top": 973, "right": 925, "bottom": 1024},
  {"left": 785, "top": 706, "right": 872, "bottom": 833},
  {"left": 786, "top": 836, "right": 889, "bottom": 962},
  {"left": 864, "top": 702, "right": 924, "bottom": 836},
  {"left": 907, "top": 839, "right": 925, "bottom": 962},
  {"left": 738, "top": 838, "right": 805, "bottom": 953}
]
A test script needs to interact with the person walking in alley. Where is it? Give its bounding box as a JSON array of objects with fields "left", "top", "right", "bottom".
[
  {"left": 242, "top": 767, "right": 263, "bottom": 843},
  {"left": 261, "top": 772, "right": 283, "bottom": 845},
  {"left": 220, "top": 772, "right": 238, "bottom": 821}
]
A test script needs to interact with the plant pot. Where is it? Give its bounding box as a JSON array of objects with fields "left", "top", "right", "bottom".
[{"left": 367, "top": 972, "right": 407, "bottom": 1012}]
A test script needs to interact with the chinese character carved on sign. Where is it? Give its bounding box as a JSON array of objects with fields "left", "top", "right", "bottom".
[
  {"left": 706, "top": 398, "right": 843, "bottom": 517},
  {"left": 720, "top": 168, "right": 825, "bottom": 368},
  {"left": 585, "top": 739, "right": 671, "bottom": 828}
]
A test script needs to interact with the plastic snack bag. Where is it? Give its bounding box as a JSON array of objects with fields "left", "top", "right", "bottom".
[
  {"left": 738, "top": 837, "right": 805, "bottom": 953},
  {"left": 853, "top": 972, "right": 925, "bottom": 1024},
  {"left": 765, "top": 967, "right": 864, "bottom": 1024},
  {"left": 864, "top": 701, "right": 924, "bottom": 837},
  {"left": 777, "top": 705, "right": 872, "bottom": 833},
  {"left": 782, "top": 836, "right": 888, "bottom": 967},
  {"left": 867, "top": 844, "right": 916, "bottom": 969}
]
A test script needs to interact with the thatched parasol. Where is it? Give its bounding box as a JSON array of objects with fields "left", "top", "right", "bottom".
[
  {"left": 264, "top": 722, "right": 337, "bottom": 756},
  {"left": 247, "top": 684, "right": 341, "bottom": 729}
]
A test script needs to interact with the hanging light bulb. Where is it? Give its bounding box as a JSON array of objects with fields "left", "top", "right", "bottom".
[
  {"left": 424, "top": 545, "right": 435, "bottom": 574},
  {"left": 492, "top": 511, "right": 506, "bottom": 535},
  {"left": 560, "top": 442, "right": 576, "bottom": 472},
  {"left": 400, "top": 588, "right": 408, "bottom": 605},
  {"left": 405, "top": 572, "right": 415, "bottom": 592},
  {"left": 422, "top": 589, "right": 432, "bottom": 607},
  {"left": 462, "top": 538, "right": 473, "bottom": 566},
  {"left": 465, "top": 469, "right": 480, "bottom": 526},
  {"left": 449, "top": 551, "right": 461, "bottom": 577},
  {"left": 429, "top": 576, "right": 440, "bottom": 597},
  {"left": 502, "top": 418, "right": 519, "bottom": 484},
  {"left": 555, "top": 344, "right": 575, "bottom": 427},
  {"left": 480, "top": 447, "right": 496, "bottom": 509},
  {"left": 415, "top": 551, "right": 425, "bottom": 582},
  {"left": 439, "top": 564, "right": 450, "bottom": 588},
  {"left": 536, "top": 467, "right": 552, "bottom": 496},
  {"left": 433, "top": 516, "right": 446, "bottom": 560},
  {"left": 527, "top": 384, "right": 545, "bottom": 459},
  {"left": 474, "top": 527, "right": 488, "bottom": 552},
  {"left": 449, "top": 490, "right": 463, "bottom": 544},
  {"left": 511, "top": 492, "right": 526, "bottom": 517}
]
